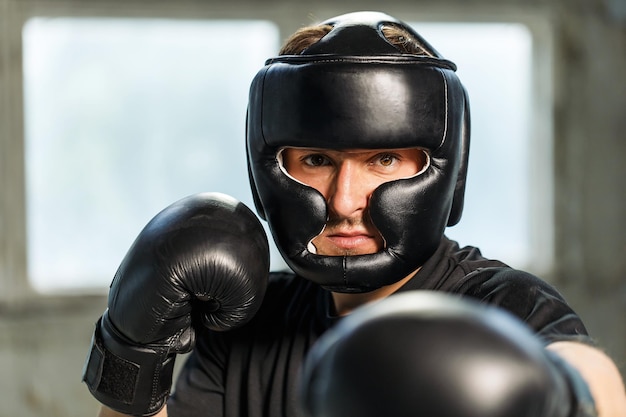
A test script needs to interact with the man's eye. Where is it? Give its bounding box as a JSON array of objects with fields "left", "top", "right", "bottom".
[
  {"left": 303, "top": 154, "right": 329, "bottom": 167},
  {"left": 378, "top": 154, "right": 397, "bottom": 167}
]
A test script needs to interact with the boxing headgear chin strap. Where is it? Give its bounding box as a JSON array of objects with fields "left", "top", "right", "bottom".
[{"left": 246, "top": 11, "right": 470, "bottom": 293}]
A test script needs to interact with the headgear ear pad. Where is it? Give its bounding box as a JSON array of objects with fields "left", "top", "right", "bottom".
[{"left": 246, "top": 12, "right": 470, "bottom": 292}]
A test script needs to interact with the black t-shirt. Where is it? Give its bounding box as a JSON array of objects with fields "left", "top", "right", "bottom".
[{"left": 168, "top": 237, "right": 590, "bottom": 417}]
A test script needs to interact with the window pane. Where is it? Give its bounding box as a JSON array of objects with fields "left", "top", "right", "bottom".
[
  {"left": 412, "top": 23, "right": 536, "bottom": 269},
  {"left": 23, "top": 17, "right": 281, "bottom": 292}
]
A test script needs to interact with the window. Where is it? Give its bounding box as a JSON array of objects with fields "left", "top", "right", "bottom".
[{"left": 23, "top": 17, "right": 280, "bottom": 292}]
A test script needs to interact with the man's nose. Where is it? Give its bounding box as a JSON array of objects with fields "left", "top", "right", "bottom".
[{"left": 327, "top": 162, "right": 369, "bottom": 219}]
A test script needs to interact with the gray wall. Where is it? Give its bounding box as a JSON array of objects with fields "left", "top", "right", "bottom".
[
  {"left": 0, "top": 0, "right": 624, "bottom": 416},
  {"left": 550, "top": 0, "right": 626, "bottom": 377}
]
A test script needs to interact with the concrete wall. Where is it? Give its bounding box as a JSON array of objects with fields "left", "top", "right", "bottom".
[
  {"left": 0, "top": 0, "right": 624, "bottom": 415},
  {"left": 550, "top": 0, "right": 626, "bottom": 362}
]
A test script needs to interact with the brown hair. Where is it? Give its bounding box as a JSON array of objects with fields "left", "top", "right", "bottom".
[{"left": 278, "top": 23, "right": 432, "bottom": 56}]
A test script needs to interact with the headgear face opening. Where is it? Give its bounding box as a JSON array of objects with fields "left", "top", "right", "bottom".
[{"left": 246, "top": 11, "right": 470, "bottom": 293}]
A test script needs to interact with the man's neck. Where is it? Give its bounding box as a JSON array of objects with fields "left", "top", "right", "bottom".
[{"left": 331, "top": 269, "right": 419, "bottom": 316}]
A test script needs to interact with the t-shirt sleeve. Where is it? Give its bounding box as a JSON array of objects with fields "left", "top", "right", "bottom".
[
  {"left": 457, "top": 267, "right": 592, "bottom": 345},
  {"left": 167, "top": 327, "right": 227, "bottom": 417}
]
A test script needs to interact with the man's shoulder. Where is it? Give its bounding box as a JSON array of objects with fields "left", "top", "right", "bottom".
[
  {"left": 429, "top": 238, "right": 556, "bottom": 296},
  {"left": 405, "top": 238, "right": 570, "bottom": 303},
  {"left": 403, "top": 237, "right": 509, "bottom": 291},
  {"left": 405, "top": 240, "right": 589, "bottom": 341},
  {"left": 441, "top": 237, "right": 509, "bottom": 272}
]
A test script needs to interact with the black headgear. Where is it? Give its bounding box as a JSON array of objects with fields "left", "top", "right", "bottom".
[{"left": 246, "top": 11, "right": 470, "bottom": 292}]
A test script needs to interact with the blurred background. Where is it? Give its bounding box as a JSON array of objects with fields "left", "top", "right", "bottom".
[{"left": 0, "top": 0, "right": 624, "bottom": 415}]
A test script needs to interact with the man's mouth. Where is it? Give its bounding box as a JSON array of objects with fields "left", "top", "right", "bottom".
[
  {"left": 326, "top": 231, "right": 375, "bottom": 250},
  {"left": 310, "top": 217, "right": 384, "bottom": 255}
]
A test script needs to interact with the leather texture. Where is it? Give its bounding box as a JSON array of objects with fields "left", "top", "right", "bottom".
[
  {"left": 314, "top": 11, "right": 446, "bottom": 58},
  {"left": 83, "top": 192, "right": 270, "bottom": 415},
  {"left": 107, "top": 192, "right": 269, "bottom": 338},
  {"left": 247, "top": 11, "right": 470, "bottom": 292},
  {"left": 299, "top": 291, "right": 597, "bottom": 417}
]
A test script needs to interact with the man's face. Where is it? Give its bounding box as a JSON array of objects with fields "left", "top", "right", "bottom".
[{"left": 281, "top": 147, "right": 428, "bottom": 256}]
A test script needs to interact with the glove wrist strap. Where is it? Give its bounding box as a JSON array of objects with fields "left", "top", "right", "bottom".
[{"left": 82, "top": 313, "right": 175, "bottom": 416}]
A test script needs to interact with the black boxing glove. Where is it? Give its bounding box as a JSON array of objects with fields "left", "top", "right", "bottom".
[
  {"left": 299, "top": 291, "right": 597, "bottom": 417},
  {"left": 82, "top": 193, "right": 269, "bottom": 416}
]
